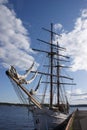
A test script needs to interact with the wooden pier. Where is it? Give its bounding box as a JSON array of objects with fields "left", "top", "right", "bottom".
[
  {"left": 53, "top": 109, "right": 87, "bottom": 130},
  {"left": 66, "top": 109, "right": 87, "bottom": 130}
]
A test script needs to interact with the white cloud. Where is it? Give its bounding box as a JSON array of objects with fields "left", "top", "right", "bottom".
[
  {"left": 0, "top": 0, "right": 35, "bottom": 70},
  {"left": 54, "top": 23, "right": 63, "bottom": 31},
  {"left": 54, "top": 9, "right": 87, "bottom": 71},
  {"left": 67, "top": 88, "right": 87, "bottom": 104},
  {"left": 0, "top": 0, "right": 7, "bottom": 4},
  {"left": 68, "top": 88, "right": 83, "bottom": 95}
]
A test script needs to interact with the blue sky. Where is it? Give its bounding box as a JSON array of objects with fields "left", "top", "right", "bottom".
[{"left": 0, "top": 0, "right": 87, "bottom": 105}]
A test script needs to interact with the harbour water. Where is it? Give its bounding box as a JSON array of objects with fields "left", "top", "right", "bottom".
[
  {"left": 0, "top": 104, "right": 87, "bottom": 130},
  {"left": 0, "top": 104, "right": 34, "bottom": 130}
]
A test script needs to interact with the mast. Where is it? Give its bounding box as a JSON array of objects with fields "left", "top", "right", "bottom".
[
  {"left": 50, "top": 23, "right": 53, "bottom": 108},
  {"left": 57, "top": 42, "right": 60, "bottom": 107}
]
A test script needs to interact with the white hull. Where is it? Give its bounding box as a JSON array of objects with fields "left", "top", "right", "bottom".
[{"left": 32, "top": 107, "right": 69, "bottom": 130}]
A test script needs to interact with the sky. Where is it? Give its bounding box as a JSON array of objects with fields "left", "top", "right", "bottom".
[{"left": 0, "top": 0, "right": 87, "bottom": 105}]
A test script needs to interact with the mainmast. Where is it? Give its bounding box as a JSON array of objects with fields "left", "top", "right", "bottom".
[
  {"left": 50, "top": 23, "right": 53, "bottom": 108},
  {"left": 57, "top": 42, "right": 60, "bottom": 107}
]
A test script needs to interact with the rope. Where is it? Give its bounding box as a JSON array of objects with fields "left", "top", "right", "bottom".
[{"left": 8, "top": 76, "right": 28, "bottom": 104}]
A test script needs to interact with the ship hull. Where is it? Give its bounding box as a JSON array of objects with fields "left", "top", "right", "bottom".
[{"left": 32, "top": 107, "right": 69, "bottom": 130}]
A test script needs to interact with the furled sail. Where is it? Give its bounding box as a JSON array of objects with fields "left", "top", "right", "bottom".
[
  {"left": 17, "top": 62, "right": 34, "bottom": 79},
  {"left": 35, "top": 75, "right": 42, "bottom": 92},
  {"left": 8, "top": 62, "right": 37, "bottom": 84},
  {"left": 25, "top": 71, "right": 38, "bottom": 84}
]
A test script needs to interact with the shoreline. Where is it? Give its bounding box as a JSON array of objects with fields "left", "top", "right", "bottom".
[
  {"left": 0, "top": 102, "right": 87, "bottom": 107},
  {"left": 0, "top": 102, "right": 30, "bottom": 107}
]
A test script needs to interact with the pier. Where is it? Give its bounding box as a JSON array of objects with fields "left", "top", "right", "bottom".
[
  {"left": 54, "top": 109, "right": 87, "bottom": 130},
  {"left": 66, "top": 109, "right": 87, "bottom": 130}
]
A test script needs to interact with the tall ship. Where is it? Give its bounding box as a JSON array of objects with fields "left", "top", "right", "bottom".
[{"left": 6, "top": 23, "right": 76, "bottom": 130}]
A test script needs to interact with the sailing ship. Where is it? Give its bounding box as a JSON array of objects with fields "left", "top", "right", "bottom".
[{"left": 6, "top": 23, "right": 76, "bottom": 130}]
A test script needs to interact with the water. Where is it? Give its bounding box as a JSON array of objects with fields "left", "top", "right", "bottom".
[
  {"left": 0, "top": 105, "right": 87, "bottom": 130},
  {"left": 0, "top": 105, "right": 34, "bottom": 130},
  {"left": 70, "top": 106, "right": 87, "bottom": 113}
]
